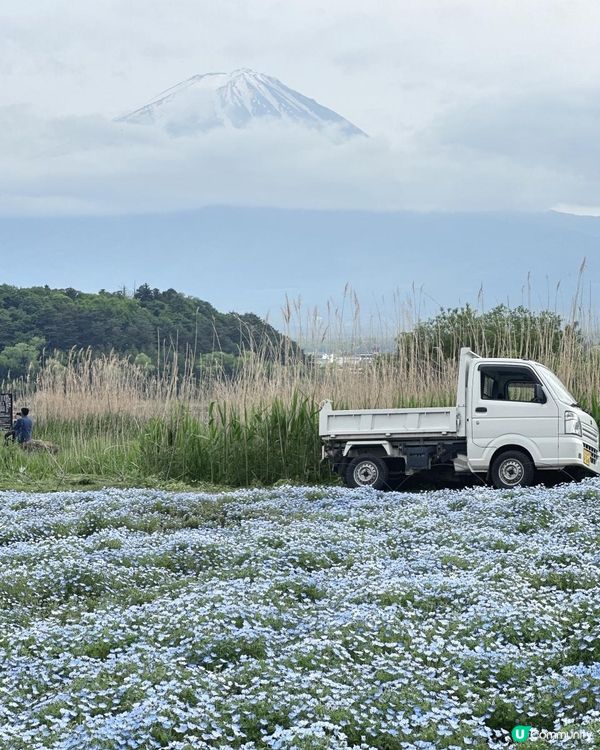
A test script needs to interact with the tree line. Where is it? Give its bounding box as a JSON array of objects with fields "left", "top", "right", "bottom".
[
  {"left": 0, "top": 284, "right": 293, "bottom": 379},
  {"left": 397, "top": 304, "right": 581, "bottom": 361}
]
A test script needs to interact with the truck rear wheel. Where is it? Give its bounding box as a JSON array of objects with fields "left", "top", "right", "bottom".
[
  {"left": 345, "top": 455, "right": 390, "bottom": 490},
  {"left": 490, "top": 450, "right": 535, "bottom": 489}
]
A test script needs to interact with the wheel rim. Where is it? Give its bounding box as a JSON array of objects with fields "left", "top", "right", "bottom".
[
  {"left": 353, "top": 460, "right": 379, "bottom": 486},
  {"left": 499, "top": 458, "right": 525, "bottom": 486}
]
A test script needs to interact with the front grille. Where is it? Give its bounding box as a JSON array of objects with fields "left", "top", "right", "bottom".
[
  {"left": 584, "top": 442, "right": 599, "bottom": 465},
  {"left": 583, "top": 422, "right": 599, "bottom": 443}
]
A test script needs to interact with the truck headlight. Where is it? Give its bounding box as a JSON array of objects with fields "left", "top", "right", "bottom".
[{"left": 565, "top": 410, "right": 582, "bottom": 436}]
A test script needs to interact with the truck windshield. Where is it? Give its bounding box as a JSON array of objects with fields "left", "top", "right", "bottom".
[{"left": 539, "top": 366, "right": 578, "bottom": 406}]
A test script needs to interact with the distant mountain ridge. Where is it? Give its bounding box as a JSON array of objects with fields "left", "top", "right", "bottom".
[{"left": 118, "top": 68, "right": 366, "bottom": 137}]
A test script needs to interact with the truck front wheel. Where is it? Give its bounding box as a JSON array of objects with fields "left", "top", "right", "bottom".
[
  {"left": 345, "top": 455, "right": 390, "bottom": 490},
  {"left": 490, "top": 450, "right": 535, "bottom": 489}
]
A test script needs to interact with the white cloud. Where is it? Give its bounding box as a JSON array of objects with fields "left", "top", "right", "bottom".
[
  {"left": 553, "top": 204, "right": 600, "bottom": 217},
  {"left": 430, "top": 91, "right": 600, "bottom": 172},
  {"left": 0, "top": 105, "right": 596, "bottom": 216}
]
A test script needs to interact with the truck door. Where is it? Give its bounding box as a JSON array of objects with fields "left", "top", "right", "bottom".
[{"left": 469, "top": 364, "right": 559, "bottom": 462}]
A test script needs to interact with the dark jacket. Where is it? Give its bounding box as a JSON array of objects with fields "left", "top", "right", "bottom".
[{"left": 13, "top": 416, "right": 33, "bottom": 444}]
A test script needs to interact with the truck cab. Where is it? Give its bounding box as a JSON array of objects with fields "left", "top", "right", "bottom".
[
  {"left": 319, "top": 348, "right": 600, "bottom": 490},
  {"left": 460, "top": 350, "right": 599, "bottom": 486}
]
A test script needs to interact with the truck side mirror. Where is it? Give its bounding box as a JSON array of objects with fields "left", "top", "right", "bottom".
[{"left": 533, "top": 384, "right": 546, "bottom": 404}]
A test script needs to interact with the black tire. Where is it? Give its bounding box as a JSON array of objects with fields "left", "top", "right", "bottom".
[
  {"left": 490, "top": 450, "right": 535, "bottom": 489},
  {"left": 345, "top": 455, "right": 390, "bottom": 490}
]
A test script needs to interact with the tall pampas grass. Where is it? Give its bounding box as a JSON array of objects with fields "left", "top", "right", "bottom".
[{"left": 2, "top": 280, "right": 598, "bottom": 486}]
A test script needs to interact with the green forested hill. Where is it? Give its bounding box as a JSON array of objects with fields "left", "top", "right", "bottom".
[{"left": 0, "top": 284, "right": 290, "bottom": 378}]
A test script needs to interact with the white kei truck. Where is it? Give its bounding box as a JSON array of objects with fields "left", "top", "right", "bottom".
[{"left": 319, "top": 348, "right": 600, "bottom": 490}]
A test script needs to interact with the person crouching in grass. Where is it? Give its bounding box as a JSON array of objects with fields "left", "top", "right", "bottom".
[{"left": 4, "top": 407, "right": 33, "bottom": 446}]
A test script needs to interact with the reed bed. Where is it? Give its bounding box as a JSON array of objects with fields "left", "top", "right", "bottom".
[{"left": 2, "top": 288, "right": 599, "bottom": 487}]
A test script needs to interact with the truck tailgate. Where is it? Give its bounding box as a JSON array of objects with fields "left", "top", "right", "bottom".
[{"left": 319, "top": 401, "right": 457, "bottom": 438}]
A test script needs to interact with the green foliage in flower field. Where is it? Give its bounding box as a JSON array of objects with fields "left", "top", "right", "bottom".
[
  {"left": 0, "top": 394, "right": 334, "bottom": 489},
  {"left": 138, "top": 394, "right": 331, "bottom": 486},
  {"left": 1, "top": 388, "right": 600, "bottom": 490},
  {"left": 0, "top": 416, "right": 143, "bottom": 490}
]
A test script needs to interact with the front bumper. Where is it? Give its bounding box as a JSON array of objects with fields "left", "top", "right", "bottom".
[{"left": 561, "top": 436, "right": 600, "bottom": 474}]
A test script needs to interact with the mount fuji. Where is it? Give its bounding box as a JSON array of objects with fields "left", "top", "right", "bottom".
[{"left": 117, "top": 68, "right": 366, "bottom": 137}]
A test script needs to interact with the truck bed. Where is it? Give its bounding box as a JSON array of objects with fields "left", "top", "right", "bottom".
[{"left": 319, "top": 400, "right": 458, "bottom": 439}]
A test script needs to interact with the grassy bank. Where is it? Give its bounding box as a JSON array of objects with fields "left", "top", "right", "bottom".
[
  {"left": 0, "top": 398, "right": 333, "bottom": 490},
  {"left": 2, "top": 382, "right": 599, "bottom": 492}
]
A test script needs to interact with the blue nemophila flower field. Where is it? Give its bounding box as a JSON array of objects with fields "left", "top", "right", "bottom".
[{"left": 0, "top": 482, "right": 600, "bottom": 750}]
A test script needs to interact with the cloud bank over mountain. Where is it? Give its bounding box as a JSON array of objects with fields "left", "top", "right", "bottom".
[{"left": 1, "top": 88, "right": 599, "bottom": 217}]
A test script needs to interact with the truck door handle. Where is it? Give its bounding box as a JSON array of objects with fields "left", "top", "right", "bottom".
[{"left": 475, "top": 407, "right": 487, "bottom": 413}]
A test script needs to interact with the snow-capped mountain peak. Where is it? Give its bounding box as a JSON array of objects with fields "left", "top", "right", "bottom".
[{"left": 118, "top": 69, "right": 366, "bottom": 137}]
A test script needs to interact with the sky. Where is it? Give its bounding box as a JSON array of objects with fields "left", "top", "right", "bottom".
[{"left": 2, "top": 0, "right": 600, "bottom": 216}]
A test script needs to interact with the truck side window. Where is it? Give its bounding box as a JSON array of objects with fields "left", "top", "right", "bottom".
[{"left": 479, "top": 365, "right": 541, "bottom": 402}]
